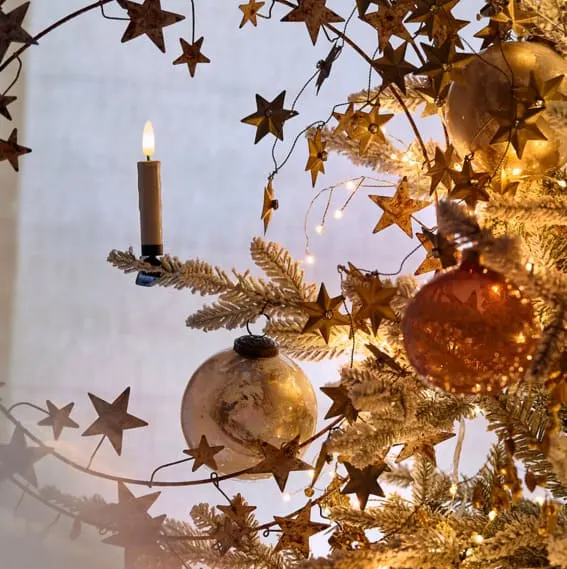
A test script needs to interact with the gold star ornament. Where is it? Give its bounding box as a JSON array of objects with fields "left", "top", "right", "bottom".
[
  {"left": 217, "top": 493, "right": 256, "bottom": 527},
  {"left": 281, "top": 0, "right": 344, "bottom": 45},
  {"left": 247, "top": 435, "right": 312, "bottom": 491},
  {"left": 414, "top": 229, "right": 458, "bottom": 276},
  {"left": 305, "top": 129, "right": 327, "bottom": 186},
  {"left": 238, "top": 0, "right": 265, "bottom": 27},
  {"left": 395, "top": 431, "right": 455, "bottom": 466},
  {"left": 183, "top": 434, "right": 224, "bottom": 471},
  {"left": 300, "top": 283, "right": 350, "bottom": 344},
  {"left": 353, "top": 278, "right": 396, "bottom": 335},
  {"left": 320, "top": 385, "right": 358, "bottom": 423},
  {"left": 0, "top": 2, "right": 37, "bottom": 63},
  {"left": 82, "top": 387, "right": 148, "bottom": 455},
  {"left": 0, "top": 128, "right": 31, "bottom": 171},
  {"left": 449, "top": 159, "right": 491, "bottom": 208},
  {"left": 120, "top": 0, "right": 185, "bottom": 53},
  {"left": 350, "top": 104, "right": 393, "bottom": 155},
  {"left": 173, "top": 37, "right": 210, "bottom": 77},
  {"left": 341, "top": 462, "right": 390, "bottom": 510},
  {"left": 260, "top": 178, "right": 278, "bottom": 234},
  {"left": 241, "top": 91, "right": 298, "bottom": 143},
  {"left": 426, "top": 145, "right": 455, "bottom": 194},
  {"left": 37, "top": 400, "right": 79, "bottom": 440},
  {"left": 372, "top": 42, "right": 416, "bottom": 95},
  {"left": 362, "top": 1, "right": 412, "bottom": 50},
  {"left": 369, "top": 177, "right": 429, "bottom": 237},
  {"left": 274, "top": 503, "right": 330, "bottom": 557}
]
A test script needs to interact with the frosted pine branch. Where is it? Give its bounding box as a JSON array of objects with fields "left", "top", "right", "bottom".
[{"left": 485, "top": 195, "right": 567, "bottom": 227}]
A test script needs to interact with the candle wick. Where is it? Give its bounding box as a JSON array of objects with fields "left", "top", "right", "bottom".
[{"left": 146, "top": 155, "right": 150, "bottom": 162}]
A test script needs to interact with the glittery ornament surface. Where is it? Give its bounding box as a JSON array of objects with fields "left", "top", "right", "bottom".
[
  {"left": 402, "top": 255, "right": 539, "bottom": 394},
  {"left": 181, "top": 347, "right": 317, "bottom": 476},
  {"left": 445, "top": 42, "right": 567, "bottom": 177}
]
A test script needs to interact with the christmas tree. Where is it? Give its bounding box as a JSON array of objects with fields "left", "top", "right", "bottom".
[{"left": 2, "top": 0, "right": 567, "bottom": 568}]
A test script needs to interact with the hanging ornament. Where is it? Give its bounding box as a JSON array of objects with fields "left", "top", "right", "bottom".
[
  {"left": 180, "top": 334, "right": 317, "bottom": 476},
  {"left": 401, "top": 251, "right": 539, "bottom": 395},
  {"left": 445, "top": 41, "right": 567, "bottom": 177}
]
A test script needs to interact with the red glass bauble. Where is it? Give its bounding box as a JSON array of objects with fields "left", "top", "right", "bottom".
[{"left": 402, "top": 254, "right": 540, "bottom": 395}]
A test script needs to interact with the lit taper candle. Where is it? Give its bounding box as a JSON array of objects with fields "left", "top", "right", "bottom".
[{"left": 138, "top": 121, "right": 163, "bottom": 257}]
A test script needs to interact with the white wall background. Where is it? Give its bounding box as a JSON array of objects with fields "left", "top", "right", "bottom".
[{"left": 0, "top": 1, "right": 497, "bottom": 567}]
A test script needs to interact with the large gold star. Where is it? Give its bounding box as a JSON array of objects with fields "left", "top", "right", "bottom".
[
  {"left": 247, "top": 435, "right": 312, "bottom": 492},
  {"left": 238, "top": 0, "right": 265, "bottom": 27},
  {"left": 0, "top": 2, "right": 37, "bottom": 63},
  {"left": 172, "top": 37, "right": 210, "bottom": 77},
  {"left": 241, "top": 91, "right": 298, "bottom": 143},
  {"left": 369, "top": 177, "right": 429, "bottom": 238},
  {"left": 353, "top": 278, "right": 396, "bottom": 336},
  {"left": 350, "top": 104, "right": 393, "bottom": 155},
  {"left": 341, "top": 462, "right": 390, "bottom": 511},
  {"left": 305, "top": 129, "right": 327, "bottom": 187},
  {"left": 37, "top": 400, "right": 79, "bottom": 440},
  {"left": 300, "top": 283, "right": 350, "bottom": 344},
  {"left": 0, "top": 128, "right": 30, "bottom": 171},
  {"left": 274, "top": 503, "right": 330, "bottom": 557},
  {"left": 82, "top": 387, "right": 148, "bottom": 455},
  {"left": 320, "top": 385, "right": 358, "bottom": 423},
  {"left": 280, "top": 0, "right": 344, "bottom": 45},
  {"left": 260, "top": 178, "right": 278, "bottom": 234},
  {"left": 120, "top": 0, "right": 185, "bottom": 53},
  {"left": 362, "top": 1, "right": 412, "bottom": 50},
  {"left": 372, "top": 42, "right": 416, "bottom": 95},
  {"left": 490, "top": 107, "right": 547, "bottom": 159},
  {"left": 183, "top": 434, "right": 224, "bottom": 471},
  {"left": 395, "top": 431, "right": 455, "bottom": 466}
]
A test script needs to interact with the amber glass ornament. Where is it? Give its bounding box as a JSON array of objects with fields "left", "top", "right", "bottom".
[
  {"left": 446, "top": 42, "right": 567, "bottom": 176},
  {"left": 402, "top": 253, "right": 539, "bottom": 394},
  {"left": 181, "top": 335, "right": 317, "bottom": 476}
]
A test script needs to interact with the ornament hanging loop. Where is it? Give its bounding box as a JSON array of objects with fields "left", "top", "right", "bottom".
[{"left": 237, "top": 310, "right": 278, "bottom": 359}]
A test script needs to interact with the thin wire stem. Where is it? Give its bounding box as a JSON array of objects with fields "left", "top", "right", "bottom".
[
  {"left": 86, "top": 436, "right": 106, "bottom": 469},
  {"left": 7, "top": 401, "right": 48, "bottom": 414},
  {"left": 2, "top": 56, "right": 22, "bottom": 96}
]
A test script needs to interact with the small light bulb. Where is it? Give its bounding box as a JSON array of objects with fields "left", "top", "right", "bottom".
[
  {"left": 315, "top": 224, "right": 324, "bottom": 235},
  {"left": 333, "top": 209, "right": 344, "bottom": 220},
  {"left": 389, "top": 153, "right": 397, "bottom": 160},
  {"left": 536, "top": 496, "right": 545, "bottom": 506},
  {"left": 511, "top": 167, "right": 522, "bottom": 176},
  {"left": 283, "top": 492, "right": 291, "bottom": 502},
  {"left": 525, "top": 261, "right": 534, "bottom": 272},
  {"left": 472, "top": 533, "right": 484, "bottom": 545},
  {"left": 488, "top": 510, "right": 497, "bottom": 521},
  {"left": 449, "top": 484, "right": 458, "bottom": 497},
  {"left": 345, "top": 180, "right": 356, "bottom": 191},
  {"left": 305, "top": 470, "right": 315, "bottom": 480},
  {"left": 558, "top": 179, "right": 567, "bottom": 188},
  {"left": 472, "top": 404, "right": 482, "bottom": 417},
  {"left": 305, "top": 253, "right": 315, "bottom": 265}
]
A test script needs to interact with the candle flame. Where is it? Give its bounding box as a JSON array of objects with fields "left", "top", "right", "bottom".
[{"left": 142, "top": 120, "right": 155, "bottom": 158}]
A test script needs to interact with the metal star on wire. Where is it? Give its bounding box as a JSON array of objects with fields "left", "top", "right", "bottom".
[
  {"left": 37, "top": 400, "right": 79, "bottom": 440},
  {"left": 111, "top": 482, "right": 162, "bottom": 524},
  {"left": 320, "top": 385, "right": 358, "bottom": 423},
  {"left": 0, "top": 426, "right": 49, "bottom": 487},
  {"left": 300, "top": 283, "right": 350, "bottom": 344},
  {"left": 448, "top": 159, "right": 491, "bottom": 208},
  {"left": 261, "top": 178, "right": 278, "bottom": 234},
  {"left": 247, "top": 435, "right": 312, "bottom": 492},
  {"left": 356, "top": 0, "right": 378, "bottom": 17},
  {"left": 82, "top": 387, "right": 148, "bottom": 455},
  {"left": 120, "top": 0, "right": 185, "bottom": 53},
  {"left": 406, "top": 0, "right": 468, "bottom": 46},
  {"left": 341, "top": 462, "right": 390, "bottom": 510},
  {"left": 514, "top": 72, "right": 566, "bottom": 109},
  {"left": 491, "top": 0, "right": 536, "bottom": 36},
  {"left": 183, "top": 435, "right": 224, "bottom": 471},
  {"left": 280, "top": 0, "right": 344, "bottom": 45},
  {"left": 415, "top": 40, "right": 474, "bottom": 95},
  {"left": 353, "top": 278, "right": 397, "bottom": 336},
  {"left": 0, "top": 128, "right": 30, "bottom": 171},
  {"left": 332, "top": 102, "right": 361, "bottom": 137},
  {"left": 415, "top": 77, "right": 447, "bottom": 115},
  {"left": 0, "top": 93, "right": 16, "bottom": 120},
  {"left": 369, "top": 177, "right": 429, "bottom": 238},
  {"left": 172, "top": 37, "right": 210, "bottom": 77},
  {"left": 395, "top": 431, "right": 455, "bottom": 466},
  {"left": 362, "top": 1, "right": 412, "bottom": 50},
  {"left": 241, "top": 91, "right": 298, "bottom": 143},
  {"left": 489, "top": 106, "right": 547, "bottom": 159},
  {"left": 305, "top": 129, "right": 327, "bottom": 187},
  {"left": 474, "top": 18, "right": 511, "bottom": 49},
  {"left": 315, "top": 44, "right": 341, "bottom": 94},
  {"left": 217, "top": 494, "right": 256, "bottom": 526},
  {"left": 238, "top": 0, "right": 265, "bottom": 27},
  {"left": 274, "top": 503, "right": 330, "bottom": 558},
  {"left": 0, "top": 2, "right": 37, "bottom": 63},
  {"left": 414, "top": 229, "right": 458, "bottom": 276},
  {"left": 373, "top": 42, "right": 417, "bottom": 95},
  {"left": 426, "top": 145, "right": 455, "bottom": 194},
  {"left": 350, "top": 104, "right": 393, "bottom": 155}
]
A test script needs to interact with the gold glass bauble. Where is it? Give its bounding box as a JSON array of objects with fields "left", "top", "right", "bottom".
[
  {"left": 180, "top": 335, "right": 317, "bottom": 476},
  {"left": 445, "top": 42, "right": 567, "bottom": 176},
  {"left": 401, "top": 253, "right": 540, "bottom": 395}
]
